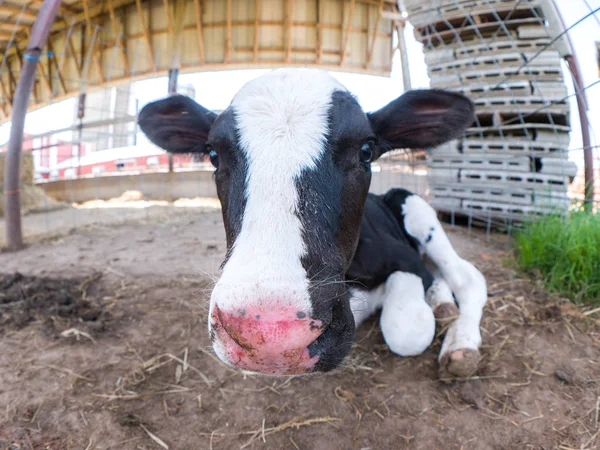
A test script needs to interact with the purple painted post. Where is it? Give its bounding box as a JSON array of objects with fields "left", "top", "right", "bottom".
[{"left": 4, "top": 0, "right": 63, "bottom": 250}]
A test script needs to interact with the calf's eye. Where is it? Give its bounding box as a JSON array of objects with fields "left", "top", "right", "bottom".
[
  {"left": 360, "top": 141, "right": 374, "bottom": 163},
  {"left": 206, "top": 145, "right": 219, "bottom": 168}
]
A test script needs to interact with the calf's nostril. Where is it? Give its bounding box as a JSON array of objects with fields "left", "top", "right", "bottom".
[{"left": 210, "top": 304, "right": 328, "bottom": 374}]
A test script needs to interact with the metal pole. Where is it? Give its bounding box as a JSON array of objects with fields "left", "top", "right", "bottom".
[
  {"left": 565, "top": 55, "right": 594, "bottom": 209},
  {"left": 4, "top": 0, "right": 63, "bottom": 251},
  {"left": 550, "top": 0, "right": 594, "bottom": 209},
  {"left": 76, "top": 93, "right": 86, "bottom": 177},
  {"left": 167, "top": 68, "right": 179, "bottom": 173},
  {"left": 396, "top": 20, "right": 411, "bottom": 91}
]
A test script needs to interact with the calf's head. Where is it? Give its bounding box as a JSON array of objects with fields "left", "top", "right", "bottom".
[{"left": 138, "top": 69, "right": 473, "bottom": 375}]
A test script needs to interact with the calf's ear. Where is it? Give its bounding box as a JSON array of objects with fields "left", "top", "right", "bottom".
[
  {"left": 138, "top": 95, "right": 217, "bottom": 153},
  {"left": 367, "top": 89, "right": 474, "bottom": 155}
]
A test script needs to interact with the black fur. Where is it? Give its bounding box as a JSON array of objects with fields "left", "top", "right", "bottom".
[
  {"left": 368, "top": 89, "right": 475, "bottom": 156},
  {"left": 138, "top": 94, "right": 217, "bottom": 154},
  {"left": 297, "top": 91, "right": 373, "bottom": 371},
  {"left": 346, "top": 190, "right": 434, "bottom": 292},
  {"left": 207, "top": 109, "right": 249, "bottom": 262}
]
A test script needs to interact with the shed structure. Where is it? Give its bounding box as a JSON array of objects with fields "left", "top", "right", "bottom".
[{"left": 0, "top": 0, "right": 402, "bottom": 122}]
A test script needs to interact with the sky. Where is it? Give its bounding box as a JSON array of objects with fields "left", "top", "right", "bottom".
[{"left": 0, "top": 0, "right": 598, "bottom": 165}]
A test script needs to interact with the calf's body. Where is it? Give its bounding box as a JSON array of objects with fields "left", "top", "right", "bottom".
[
  {"left": 349, "top": 189, "right": 487, "bottom": 376},
  {"left": 138, "top": 68, "right": 487, "bottom": 377}
]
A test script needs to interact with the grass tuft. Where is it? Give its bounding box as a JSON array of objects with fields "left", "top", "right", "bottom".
[{"left": 515, "top": 210, "right": 600, "bottom": 306}]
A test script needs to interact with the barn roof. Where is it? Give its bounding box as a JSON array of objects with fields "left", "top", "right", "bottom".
[{"left": 0, "top": 0, "right": 403, "bottom": 123}]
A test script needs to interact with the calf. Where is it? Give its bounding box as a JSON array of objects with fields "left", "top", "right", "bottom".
[{"left": 138, "top": 68, "right": 487, "bottom": 377}]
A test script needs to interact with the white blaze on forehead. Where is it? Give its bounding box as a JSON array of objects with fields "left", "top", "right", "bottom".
[{"left": 211, "top": 69, "right": 346, "bottom": 312}]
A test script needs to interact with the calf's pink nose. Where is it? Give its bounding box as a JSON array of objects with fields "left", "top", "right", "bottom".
[{"left": 211, "top": 305, "right": 324, "bottom": 374}]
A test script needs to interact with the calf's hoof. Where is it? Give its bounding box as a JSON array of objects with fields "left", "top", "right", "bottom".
[
  {"left": 433, "top": 303, "right": 459, "bottom": 325},
  {"left": 439, "top": 348, "right": 480, "bottom": 379}
]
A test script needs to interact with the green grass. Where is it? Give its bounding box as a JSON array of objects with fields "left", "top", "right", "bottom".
[{"left": 515, "top": 210, "right": 600, "bottom": 306}]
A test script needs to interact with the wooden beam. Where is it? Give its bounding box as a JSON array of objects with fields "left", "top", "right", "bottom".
[
  {"left": 49, "top": 0, "right": 137, "bottom": 34},
  {"left": 171, "top": 0, "right": 187, "bottom": 68},
  {"left": 0, "top": 98, "right": 8, "bottom": 118},
  {"left": 136, "top": 0, "right": 156, "bottom": 70},
  {"left": 38, "top": 59, "right": 53, "bottom": 94},
  {"left": 107, "top": 0, "right": 130, "bottom": 76},
  {"left": 253, "top": 0, "right": 260, "bottom": 62},
  {"left": 192, "top": 0, "right": 206, "bottom": 64},
  {"left": 0, "top": 76, "right": 12, "bottom": 109},
  {"left": 6, "top": 63, "right": 18, "bottom": 99},
  {"left": 316, "top": 0, "right": 323, "bottom": 63},
  {"left": 47, "top": 39, "right": 67, "bottom": 94},
  {"left": 340, "top": 0, "right": 356, "bottom": 66},
  {"left": 225, "top": 0, "right": 232, "bottom": 62},
  {"left": 285, "top": 0, "right": 293, "bottom": 63},
  {"left": 82, "top": 0, "right": 105, "bottom": 83},
  {"left": 365, "top": 0, "right": 384, "bottom": 68},
  {"left": 162, "top": 0, "right": 174, "bottom": 37},
  {"left": 31, "top": 0, "right": 79, "bottom": 17},
  {"left": 0, "top": 4, "right": 40, "bottom": 20},
  {"left": 66, "top": 28, "right": 83, "bottom": 79},
  {"left": 0, "top": 30, "right": 18, "bottom": 40}
]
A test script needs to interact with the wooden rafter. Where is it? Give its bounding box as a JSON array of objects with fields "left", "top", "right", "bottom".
[
  {"left": 0, "top": 76, "right": 11, "bottom": 109},
  {"left": 192, "top": 0, "right": 206, "bottom": 64},
  {"left": 0, "top": 0, "right": 399, "bottom": 123},
  {"left": 171, "top": 0, "right": 187, "bottom": 68},
  {"left": 316, "top": 0, "right": 323, "bottom": 63},
  {"left": 340, "top": 0, "right": 356, "bottom": 66},
  {"left": 162, "top": 0, "right": 174, "bottom": 37},
  {"left": 135, "top": 0, "right": 156, "bottom": 70},
  {"left": 365, "top": 0, "right": 384, "bottom": 68},
  {"left": 82, "top": 0, "right": 105, "bottom": 83},
  {"left": 66, "top": 28, "right": 83, "bottom": 79},
  {"left": 47, "top": 39, "right": 67, "bottom": 94},
  {"left": 107, "top": 0, "right": 130, "bottom": 76},
  {"left": 6, "top": 61, "right": 17, "bottom": 99},
  {"left": 225, "top": 0, "right": 232, "bottom": 62},
  {"left": 285, "top": 0, "right": 294, "bottom": 63},
  {"left": 0, "top": 3, "right": 39, "bottom": 20},
  {"left": 31, "top": 0, "right": 78, "bottom": 17},
  {"left": 0, "top": 90, "right": 8, "bottom": 117},
  {"left": 253, "top": 0, "right": 260, "bottom": 63}
]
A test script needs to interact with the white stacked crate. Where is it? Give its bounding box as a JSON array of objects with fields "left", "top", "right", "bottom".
[{"left": 403, "top": 0, "right": 575, "bottom": 220}]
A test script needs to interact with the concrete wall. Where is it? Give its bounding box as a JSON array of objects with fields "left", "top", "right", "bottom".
[
  {"left": 41, "top": 171, "right": 218, "bottom": 203},
  {"left": 39, "top": 170, "right": 429, "bottom": 204}
]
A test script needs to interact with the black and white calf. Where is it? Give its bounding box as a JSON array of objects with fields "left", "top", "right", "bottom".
[{"left": 138, "top": 69, "right": 487, "bottom": 377}]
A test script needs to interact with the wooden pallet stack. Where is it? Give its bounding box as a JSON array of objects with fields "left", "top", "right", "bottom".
[{"left": 403, "top": 0, "right": 577, "bottom": 221}]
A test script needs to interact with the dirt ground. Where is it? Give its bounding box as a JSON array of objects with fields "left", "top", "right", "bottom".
[{"left": 1, "top": 205, "right": 599, "bottom": 450}]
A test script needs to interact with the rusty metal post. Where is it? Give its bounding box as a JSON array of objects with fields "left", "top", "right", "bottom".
[
  {"left": 550, "top": 0, "right": 594, "bottom": 209},
  {"left": 76, "top": 93, "right": 86, "bottom": 177},
  {"left": 4, "top": 0, "right": 63, "bottom": 251},
  {"left": 565, "top": 55, "right": 594, "bottom": 209},
  {"left": 167, "top": 68, "right": 179, "bottom": 173}
]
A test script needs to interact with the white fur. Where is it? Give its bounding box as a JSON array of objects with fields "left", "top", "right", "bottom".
[
  {"left": 426, "top": 277, "right": 455, "bottom": 310},
  {"left": 424, "top": 260, "right": 456, "bottom": 310},
  {"left": 401, "top": 194, "right": 487, "bottom": 361},
  {"left": 349, "top": 287, "right": 384, "bottom": 327},
  {"left": 210, "top": 69, "right": 346, "bottom": 313},
  {"left": 350, "top": 272, "right": 435, "bottom": 357},
  {"left": 380, "top": 272, "right": 435, "bottom": 356}
]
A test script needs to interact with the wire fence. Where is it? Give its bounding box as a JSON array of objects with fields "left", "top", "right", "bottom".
[{"left": 0, "top": 0, "right": 599, "bottom": 247}]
